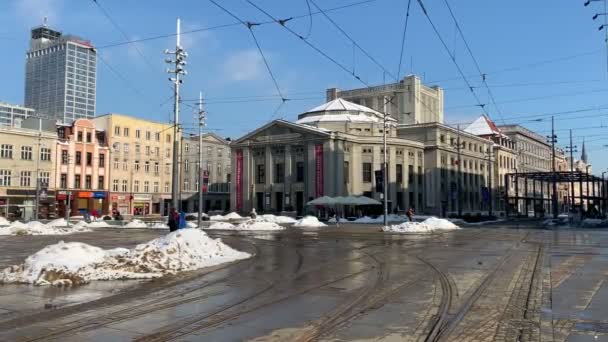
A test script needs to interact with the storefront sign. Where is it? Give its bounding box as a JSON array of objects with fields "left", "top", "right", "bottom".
[
  {"left": 78, "top": 191, "right": 93, "bottom": 198},
  {"left": 133, "top": 194, "right": 151, "bottom": 201},
  {"left": 315, "top": 144, "right": 324, "bottom": 197},
  {"left": 93, "top": 191, "right": 106, "bottom": 199},
  {"left": 56, "top": 191, "right": 73, "bottom": 201},
  {"left": 236, "top": 149, "right": 243, "bottom": 210}
]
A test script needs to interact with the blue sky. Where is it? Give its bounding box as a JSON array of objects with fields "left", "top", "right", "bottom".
[{"left": 1, "top": 0, "right": 608, "bottom": 174}]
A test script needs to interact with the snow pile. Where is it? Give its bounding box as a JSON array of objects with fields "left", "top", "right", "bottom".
[
  {"left": 383, "top": 217, "right": 460, "bottom": 233},
  {"left": 149, "top": 222, "right": 169, "bottom": 229},
  {"left": 206, "top": 222, "right": 236, "bottom": 230},
  {"left": 0, "top": 220, "right": 91, "bottom": 236},
  {"left": 351, "top": 215, "right": 409, "bottom": 224},
  {"left": 209, "top": 215, "right": 226, "bottom": 221},
  {"left": 293, "top": 216, "right": 327, "bottom": 228},
  {"left": 234, "top": 219, "right": 284, "bottom": 231},
  {"left": 72, "top": 221, "right": 89, "bottom": 229},
  {"left": 123, "top": 219, "right": 148, "bottom": 228},
  {"left": 581, "top": 218, "right": 607, "bottom": 228},
  {"left": 186, "top": 221, "right": 198, "bottom": 228},
  {"left": 0, "top": 229, "right": 251, "bottom": 286},
  {"left": 86, "top": 221, "right": 111, "bottom": 228},
  {"left": 259, "top": 214, "right": 297, "bottom": 224},
  {"left": 223, "top": 212, "right": 243, "bottom": 220},
  {"left": 0, "top": 217, "right": 10, "bottom": 226}
]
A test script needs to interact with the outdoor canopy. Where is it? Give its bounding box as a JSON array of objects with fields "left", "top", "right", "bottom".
[{"left": 306, "top": 196, "right": 381, "bottom": 206}]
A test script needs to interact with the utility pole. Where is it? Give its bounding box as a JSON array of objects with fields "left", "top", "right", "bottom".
[
  {"left": 383, "top": 104, "right": 388, "bottom": 226},
  {"left": 197, "top": 91, "right": 206, "bottom": 228},
  {"left": 165, "top": 18, "right": 187, "bottom": 213},
  {"left": 486, "top": 147, "right": 493, "bottom": 217},
  {"left": 547, "top": 116, "right": 558, "bottom": 219},
  {"left": 455, "top": 125, "right": 463, "bottom": 217},
  {"left": 565, "top": 129, "right": 577, "bottom": 211},
  {"left": 34, "top": 117, "right": 42, "bottom": 220}
]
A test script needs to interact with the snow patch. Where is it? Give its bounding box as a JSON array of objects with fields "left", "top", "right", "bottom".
[
  {"left": 235, "top": 219, "right": 284, "bottom": 230},
  {"left": 293, "top": 216, "right": 327, "bottom": 228},
  {"left": 383, "top": 217, "right": 460, "bottom": 233},
  {"left": 0, "top": 220, "right": 91, "bottom": 236},
  {"left": 0, "top": 217, "right": 9, "bottom": 226},
  {"left": 86, "top": 221, "right": 111, "bottom": 228},
  {"left": 206, "top": 222, "right": 236, "bottom": 230},
  {"left": 123, "top": 219, "right": 148, "bottom": 228},
  {"left": 0, "top": 229, "right": 251, "bottom": 286},
  {"left": 259, "top": 214, "right": 297, "bottom": 224},
  {"left": 223, "top": 212, "right": 243, "bottom": 220},
  {"left": 148, "top": 222, "right": 169, "bottom": 229}
]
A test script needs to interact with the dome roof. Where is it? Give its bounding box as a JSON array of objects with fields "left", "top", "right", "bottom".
[
  {"left": 303, "top": 98, "right": 383, "bottom": 116},
  {"left": 297, "top": 98, "right": 395, "bottom": 125}
]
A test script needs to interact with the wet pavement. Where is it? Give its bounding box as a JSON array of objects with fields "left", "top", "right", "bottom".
[{"left": 0, "top": 224, "right": 607, "bottom": 341}]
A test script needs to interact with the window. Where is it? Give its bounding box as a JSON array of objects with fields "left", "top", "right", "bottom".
[
  {"left": 1, "top": 144, "right": 13, "bottom": 159},
  {"left": 136, "top": 129, "right": 141, "bottom": 138},
  {"left": 121, "top": 180, "right": 128, "bottom": 192},
  {"left": 123, "top": 128, "right": 129, "bottom": 137},
  {"left": 164, "top": 182, "right": 169, "bottom": 192},
  {"left": 362, "top": 163, "right": 372, "bottom": 182},
  {"left": 145, "top": 146, "right": 150, "bottom": 155},
  {"left": 134, "top": 180, "right": 140, "bottom": 192},
  {"left": 86, "top": 152, "right": 92, "bottom": 166},
  {"left": 86, "top": 132, "right": 91, "bottom": 143},
  {"left": 85, "top": 175, "right": 92, "bottom": 189},
  {"left": 217, "top": 148, "right": 223, "bottom": 157},
  {"left": 123, "top": 159, "right": 128, "bottom": 171},
  {"left": 114, "top": 126, "right": 120, "bottom": 135},
  {"left": 396, "top": 164, "right": 403, "bottom": 184},
  {"left": 155, "top": 132, "right": 160, "bottom": 141},
  {"left": 256, "top": 164, "right": 265, "bottom": 184},
  {"left": 124, "top": 143, "right": 129, "bottom": 153},
  {"left": 166, "top": 148, "right": 170, "bottom": 158},
  {"left": 155, "top": 147, "right": 160, "bottom": 156},
  {"left": 165, "top": 164, "right": 170, "bottom": 174},
  {"left": 185, "top": 144, "right": 189, "bottom": 152},
  {"left": 274, "top": 163, "right": 284, "bottom": 183},
  {"left": 154, "top": 162, "right": 159, "bottom": 175},
  {"left": 40, "top": 148, "right": 51, "bottom": 161},
  {"left": 183, "top": 180, "right": 189, "bottom": 191},
  {"left": 296, "top": 161, "right": 304, "bottom": 182},
  {"left": 60, "top": 173, "right": 67, "bottom": 188},
  {"left": 135, "top": 144, "right": 140, "bottom": 154},
  {"left": 207, "top": 146, "right": 212, "bottom": 156},
  {"left": 98, "top": 176, "right": 104, "bottom": 190},
  {"left": 418, "top": 166, "right": 423, "bottom": 185},
  {"left": 153, "top": 181, "right": 159, "bottom": 193},
  {"left": 408, "top": 165, "right": 414, "bottom": 184},
  {"left": 112, "top": 179, "right": 119, "bottom": 191},
  {"left": 217, "top": 163, "right": 223, "bottom": 179},
  {"left": 144, "top": 161, "right": 150, "bottom": 173},
  {"left": 20, "top": 171, "right": 31, "bottom": 187},
  {"left": 99, "top": 154, "right": 105, "bottom": 168},
  {"left": 21, "top": 146, "right": 33, "bottom": 160},
  {"left": 113, "top": 143, "right": 120, "bottom": 152},
  {"left": 134, "top": 160, "right": 140, "bottom": 172},
  {"left": 77, "top": 131, "right": 83, "bottom": 141},
  {"left": 0, "top": 170, "right": 11, "bottom": 186},
  {"left": 184, "top": 160, "right": 189, "bottom": 172},
  {"left": 39, "top": 171, "right": 50, "bottom": 186},
  {"left": 146, "top": 131, "right": 151, "bottom": 140},
  {"left": 166, "top": 134, "right": 171, "bottom": 143},
  {"left": 143, "top": 181, "right": 149, "bottom": 192},
  {"left": 113, "top": 158, "right": 119, "bottom": 169},
  {"left": 74, "top": 174, "right": 81, "bottom": 188},
  {"left": 344, "top": 161, "right": 349, "bottom": 184}
]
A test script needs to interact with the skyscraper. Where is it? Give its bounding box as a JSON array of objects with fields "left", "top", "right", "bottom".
[{"left": 25, "top": 25, "right": 97, "bottom": 123}]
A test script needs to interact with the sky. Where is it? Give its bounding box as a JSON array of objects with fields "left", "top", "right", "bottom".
[{"left": 1, "top": 0, "right": 608, "bottom": 174}]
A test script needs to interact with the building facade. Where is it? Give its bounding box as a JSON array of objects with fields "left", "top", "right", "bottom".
[
  {"left": 25, "top": 25, "right": 97, "bottom": 123},
  {"left": 92, "top": 114, "right": 176, "bottom": 216},
  {"left": 0, "top": 118, "right": 57, "bottom": 220},
  {"left": 0, "top": 102, "right": 35, "bottom": 127},
  {"left": 326, "top": 75, "right": 444, "bottom": 125},
  {"left": 55, "top": 119, "right": 109, "bottom": 217},
  {"left": 231, "top": 99, "right": 428, "bottom": 215},
  {"left": 180, "top": 133, "right": 231, "bottom": 213}
]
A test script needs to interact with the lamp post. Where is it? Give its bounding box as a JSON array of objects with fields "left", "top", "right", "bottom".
[{"left": 586, "top": 164, "right": 591, "bottom": 212}]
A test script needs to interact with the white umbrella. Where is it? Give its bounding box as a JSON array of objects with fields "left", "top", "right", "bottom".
[{"left": 306, "top": 196, "right": 337, "bottom": 206}]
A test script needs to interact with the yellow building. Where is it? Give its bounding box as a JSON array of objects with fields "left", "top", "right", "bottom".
[{"left": 93, "top": 114, "right": 178, "bottom": 216}]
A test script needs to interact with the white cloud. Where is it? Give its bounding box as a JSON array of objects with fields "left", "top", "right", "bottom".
[
  {"left": 15, "top": 0, "right": 63, "bottom": 27},
  {"left": 223, "top": 49, "right": 265, "bottom": 81}
]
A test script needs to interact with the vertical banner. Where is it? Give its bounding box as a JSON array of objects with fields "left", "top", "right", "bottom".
[
  {"left": 236, "top": 150, "right": 243, "bottom": 210},
  {"left": 315, "top": 144, "right": 324, "bottom": 197}
]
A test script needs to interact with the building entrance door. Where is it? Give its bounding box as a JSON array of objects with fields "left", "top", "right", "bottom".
[
  {"left": 256, "top": 192, "right": 264, "bottom": 212},
  {"left": 296, "top": 192, "right": 304, "bottom": 215},
  {"left": 275, "top": 192, "right": 283, "bottom": 212}
]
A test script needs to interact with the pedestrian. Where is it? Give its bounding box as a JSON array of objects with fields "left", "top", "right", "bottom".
[
  {"left": 406, "top": 207, "right": 414, "bottom": 222},
  {"left": 250, "top": 208, "right": 257, "bottom": 219},
  {"left": 168, "top": 208, "right": 178, "bottom": 232}
]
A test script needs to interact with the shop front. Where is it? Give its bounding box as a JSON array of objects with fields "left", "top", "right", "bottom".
[
  {"left": 73, "top": 191, "right": 108, "bottom": 216},
  {"left": 110, "top": 193, "right": 130, "bottom": 216},
  {"left": 56, "top": 191, "right": 74, "bottom": 218},
  {"left": 132, "top": 194, "right": 151, "bottom": 216},
  {"left": 3, "top": 189, "right": 56, "bottom": 220}
]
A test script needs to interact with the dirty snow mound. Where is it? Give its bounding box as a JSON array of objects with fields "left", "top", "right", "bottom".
[
  {"left": 259, "top": 214, "right": 297, "bottom": 224},
  {"left": 206, "top": 222, "right": 236, "bottom": 230},
  {"left": 423, "top": 217, "right": 459, "bottom": 229},
  {"left": 186, "top": 221, "right": 198, "bottom": 228},
  {"left": 72, "top": 221, "right": 89, "bottom": 229},
  {"left": 86, "top": 221, "right": 111, "bottom": 228},
  {"left": 0, "top": 217, "right": 9, "bottom": 226},
  {"left": 149, "top": 222, "right": 169, "bottom": 229},
  {"left": 293, "top": 216, "right": 327, "bottom": 228},
  {"left": 0, "top": 229, "right": 250, "bottom": 286},
  {"left": 235, "top": 219, "right": 284, "bottom": 230},
  {"left": 45, "top": 218, "right": 69, "bottom": 227},
  {"left": 223, "top": 212, "right": 243, "bottom": 220},
  {"left": 383, "top": 217, "right": 460, "bottom": 233},
  {"left": 0, "top": 220, "right": 91, "bottom": 236},
  {"left": 123, "top": 219, "right": 148, "bottom": 228}
]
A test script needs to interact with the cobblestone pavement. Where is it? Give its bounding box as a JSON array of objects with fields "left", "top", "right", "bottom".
[{"left": 0, "top": 225, "right": 607, "bottom": 341}]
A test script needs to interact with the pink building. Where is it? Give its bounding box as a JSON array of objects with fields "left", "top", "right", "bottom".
[{"left": 55, "top": 119, "right": 110, "bottom": 217}]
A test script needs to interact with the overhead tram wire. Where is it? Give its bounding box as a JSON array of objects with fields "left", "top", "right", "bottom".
[
  {"left": 415, "top": 0, "right": 490, "bottom": 119},
  {"left": 96, "top": 0, "right": 381, "bottom": 49},
  {"left": 208, "top": 0, "right": 287, "bottom": 108},
  {"left": 397, "top": 0, "right": 413, "bottom": 79},
  {"left": 441, "top": 0, "right": 505, "bottom": 124},
  {"left": 245, "top": 0, "right": 370, "bottom": 87},
  {"left": 308, "top": 0, "right": 398, "bottom": 81}
]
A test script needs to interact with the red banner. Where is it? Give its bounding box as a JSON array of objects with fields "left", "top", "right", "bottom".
[
  {"left": 315, "top": 144, "right": 324, "bottom": 197},
  {"left": 236, "top": 149, "right": 243, "bottom": 210}
]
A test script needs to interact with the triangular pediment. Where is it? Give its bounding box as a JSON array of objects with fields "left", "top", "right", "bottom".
[{"left": 234, "top": 120, "right": 330, "bottom": 144}]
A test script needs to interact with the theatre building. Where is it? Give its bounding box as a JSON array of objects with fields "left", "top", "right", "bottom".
[{"left": 55, "top": 119, "right": 110, "bottom": 216}]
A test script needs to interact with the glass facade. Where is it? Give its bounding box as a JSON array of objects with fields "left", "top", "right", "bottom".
[
  {"left": 25, "top": 28, "right": 96, "bottom": 124},
  {"left": 0, "top": 102, "right": 35, "bottom": 127}
]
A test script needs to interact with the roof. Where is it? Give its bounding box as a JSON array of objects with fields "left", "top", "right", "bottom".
[
  {"left": 233, "top": 119, "right": 331, "bottom": 145},
  {"left": 304, "top": 98, "right": 383, "bottom": 116},
  {"left": 464, "top": 115, "right": 502, "bottom": 136}
]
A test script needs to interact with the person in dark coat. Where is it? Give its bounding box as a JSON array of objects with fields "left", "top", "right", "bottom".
[{"left": 168, "top": 208, "right": 179, "bottom": 232}]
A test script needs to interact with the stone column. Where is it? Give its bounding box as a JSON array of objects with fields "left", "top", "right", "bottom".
[
  {"left": 265, "top": 145, "right": 272, "bottom": 211},
  {"left": 335, "top": 140, "right": 345, "bottom": 196},
  {"left": 306, "top": 143, "right": 316, "bottom": 201},
  {"left": 284, "top": 145, "right": 292, "bottom": 210}
]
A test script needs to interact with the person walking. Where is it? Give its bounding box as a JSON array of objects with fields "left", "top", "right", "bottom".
[
  {"left": 168, "top": 208, "right": 178, "bottom": 232},
  {"left": 406, "top": 207, "right": 414, "bottom": 222}
]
